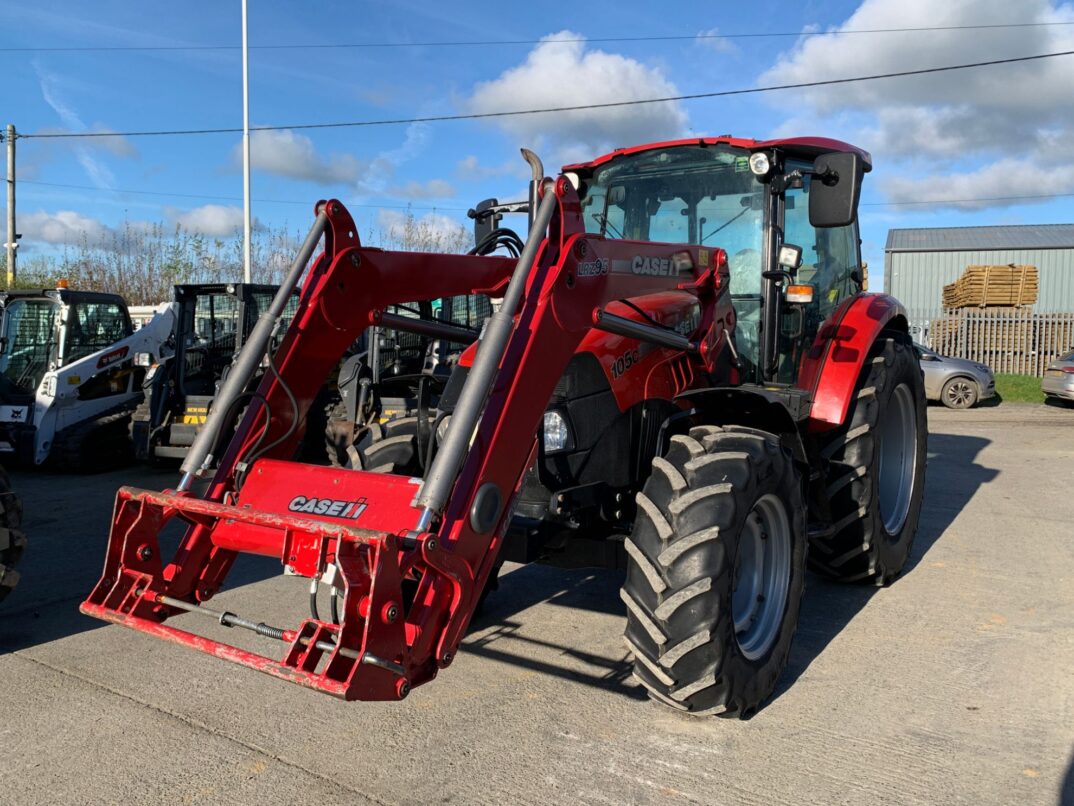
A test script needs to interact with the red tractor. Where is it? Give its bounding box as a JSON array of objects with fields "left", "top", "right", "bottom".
[{"left": 82, "top": 135, "right": 926, "bottom": 718}]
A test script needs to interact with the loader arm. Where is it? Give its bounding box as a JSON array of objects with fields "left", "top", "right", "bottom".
[{"left": 82, "top": 183, "right": 735, "bottom": 701}]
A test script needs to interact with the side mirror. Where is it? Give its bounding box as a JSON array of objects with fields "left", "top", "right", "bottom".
[
  {"left": 471, "top": 198, "right": 501, "bottom": 247},
  {"left": 809, "top": 152, "right": 864, "bottom": 228}
]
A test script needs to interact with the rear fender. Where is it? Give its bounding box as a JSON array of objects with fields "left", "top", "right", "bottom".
[{"left": 803, "top": 293, "right": 908, "bottom": 432}]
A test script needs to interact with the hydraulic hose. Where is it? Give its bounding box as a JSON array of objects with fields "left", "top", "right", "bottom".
[{"left": 415, "top": 181, "right": 556, "bottom": 528}]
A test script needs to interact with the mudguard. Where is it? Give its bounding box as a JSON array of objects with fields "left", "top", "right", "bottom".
[{"left": 802, "top": 293, "right": 908, "bottom": 432}]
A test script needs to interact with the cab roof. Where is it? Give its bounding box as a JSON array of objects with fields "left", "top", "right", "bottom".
[
  {"left": 562, "top": 136, "right": 872, "bottom": 174},
  {"left": 0, "top": 288, "right": 129, "bottom": 307}
]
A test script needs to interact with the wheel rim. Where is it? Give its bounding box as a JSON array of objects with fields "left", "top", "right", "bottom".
[
  {"left": 877, "top": 383, "right": 917, "bottom": 535},
  {"left": 944, "top": 379, "right": 975, "bottom": 408},
  {"left": 732, "top": 493, "right": 792, "bottom": 661}
]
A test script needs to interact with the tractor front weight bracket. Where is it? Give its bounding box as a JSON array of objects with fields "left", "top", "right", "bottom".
[{"left": 81, "top": 483, "right": 430, "bottom": 700}]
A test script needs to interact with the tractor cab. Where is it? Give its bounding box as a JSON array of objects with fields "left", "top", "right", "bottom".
[{"left": 564, "top": 138, "right": 869, "bottom": 388}]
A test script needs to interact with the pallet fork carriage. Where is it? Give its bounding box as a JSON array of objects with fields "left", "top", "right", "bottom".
[{"left": 83, "top": 136, "right": 926, "bottom": 714}]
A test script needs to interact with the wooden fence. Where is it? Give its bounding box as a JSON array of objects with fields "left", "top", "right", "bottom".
[{"left": 929, "top": 308, "right": 1074, "bottom": 376}]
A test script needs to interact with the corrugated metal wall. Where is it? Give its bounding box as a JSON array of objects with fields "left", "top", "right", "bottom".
[{"left": 884, "top": 247, "right": 1074, "bottom": 344}]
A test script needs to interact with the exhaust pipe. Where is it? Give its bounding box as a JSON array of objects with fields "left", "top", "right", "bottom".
[{"left": 521, "top": 148, "right": 544, "bottom": 231}]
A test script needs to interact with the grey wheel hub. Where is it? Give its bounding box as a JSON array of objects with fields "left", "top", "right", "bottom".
[
  {"left": 732, "top": 493, "right": 792, "bottom": 661},
  {"left": 877, "top": 382, "right": 917, "bottom": 534},
  {"left": 944, "top": 379, "right": 975, "bottom": 408}
]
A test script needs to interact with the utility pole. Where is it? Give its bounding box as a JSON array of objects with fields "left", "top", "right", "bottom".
[
  {"left": 241, "top": 0, "right": 252, "bottom": 283},
  {"left": 5, "top": 124, "right": 15, "bottom": 287}
]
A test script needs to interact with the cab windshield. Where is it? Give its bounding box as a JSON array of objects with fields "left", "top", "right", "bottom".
[
  {"left": 0, "top": 298, "right": 59, "bottom": 396},
  {"left": 580, "top": 144, "right": 766, "bottom": 361}
]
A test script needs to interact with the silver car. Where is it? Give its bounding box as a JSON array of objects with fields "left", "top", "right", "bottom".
[
  {"left": 1041, "top": 349, "right": 1074, "bottom": 403},
  {"left": 914, "top": 344, "right": 996, "bottom": 409}
]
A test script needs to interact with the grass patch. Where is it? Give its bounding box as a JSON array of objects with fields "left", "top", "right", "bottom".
[{"left": 993, "top": 373, "right": 1046, "bottom": 404}]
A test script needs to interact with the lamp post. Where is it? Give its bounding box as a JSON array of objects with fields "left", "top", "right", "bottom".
[{"left": 241, "top": 0, "right": 252, "bottom": 283}]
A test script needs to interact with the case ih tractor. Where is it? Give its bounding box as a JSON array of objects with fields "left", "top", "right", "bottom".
[{"left": 82, "top": 136, "right": 926, "bottom": 718}]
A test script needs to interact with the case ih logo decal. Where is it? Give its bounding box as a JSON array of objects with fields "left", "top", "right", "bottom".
[
  {"left": 631, "top": 256, "right": 673, "bottom": 276},
  {"left": 96, "top": 346, "right": 130, "bottom": 369},
  {"left": 577, "top": 257, "right": 609, "bottom": 277},
  {"left": 288, "top": 495, "right": 368, "bottom": 520}
]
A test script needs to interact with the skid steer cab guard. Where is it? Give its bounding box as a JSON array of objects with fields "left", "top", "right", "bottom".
[{"left": 82, "top": 184, "right": 737, "bottom": 700}]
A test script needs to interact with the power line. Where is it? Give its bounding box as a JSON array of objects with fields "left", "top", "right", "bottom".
[
  {"left": 2, "top": 21, "right": 1073, "bottom": 52},
  {"left": 17, "top": 49, "right": 1074, "bottom": 141},
  {"left": 18, "top": 179, "right": 467, "bottom": 212},
  {"left": 20, "top": 179, "right": 1074, "bottom": 212}
]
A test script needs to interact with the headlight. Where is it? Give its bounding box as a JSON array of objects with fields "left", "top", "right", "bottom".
[
  {"left": 435, "top": 414, "right": 452, "bottom": 444},
  {"left": 748, "top": 152, "right": 771, "bottom": 176},
  {"left": 43, "top": 374, "right": 57, "bottom": 397},
  {"left": 542, "top": 410, "right": 574, "bottom": 454},
  {"left": 134, "top": 352, "right": 152, "bottom": 367}
]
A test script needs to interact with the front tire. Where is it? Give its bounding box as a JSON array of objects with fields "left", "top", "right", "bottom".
[
  {"left": 813, "top": 335, "right": 927, "bottom": 585},
  {"left": 622, "top": 425, "right": 806, "bottom": 718}
]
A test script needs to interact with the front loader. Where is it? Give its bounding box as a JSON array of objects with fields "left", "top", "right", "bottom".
[{"left": 83, "top": 136, "right": 926, "bottom": 717}]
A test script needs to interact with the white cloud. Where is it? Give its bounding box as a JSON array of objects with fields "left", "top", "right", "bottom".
[
  {"left": 386, "top": 179, "right": 456, "bottom": 199},
  {"left": 758, "top": 0, "right": 1074, "bottom": 209},
  {"left": 759, "top": 0, "right": 1074, "bottom": 157},
  {"left": 375, "top": 209, "right": 470, "bottom": 252},
  {"left": 233, "top": 129, "right": 361, "bottom": 184},
  {"left": 32, "top": 62, "right": 134, "bottom": 189},
  {"left": 881, "top": 157, "right": 1073, "bottom": 210},
  {"left": 21, "top": 209, "right": 113, "bottom": 247},
  {"left": 695, "top": 28, "right": 735, "bottom": 54},
  {"left": 456, "top": 154, "right": 532, "bottom": 181},
  {"left": 166, "top": 205, "right": 252, "bottom": 237},
  {"left": 467, "top": 32, "right": 688, "bottom": 154}
]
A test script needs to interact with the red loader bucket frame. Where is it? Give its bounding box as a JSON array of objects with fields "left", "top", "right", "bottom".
[{"left": 81, "top": 180, "right": 736, "bottom": 700}]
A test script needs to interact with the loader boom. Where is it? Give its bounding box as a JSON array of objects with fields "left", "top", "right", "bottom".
[{"left": 82, "top": 183, "right": 734, "bottom": 699}]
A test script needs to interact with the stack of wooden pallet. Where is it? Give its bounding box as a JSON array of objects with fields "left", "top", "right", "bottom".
[{"left": 941, "top": 264, "right": 1038, "bottom": 308}]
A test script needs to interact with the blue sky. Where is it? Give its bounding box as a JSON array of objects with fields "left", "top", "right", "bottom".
[{"left": 3, "top": 0, "right": 1074, "bottom": 289}]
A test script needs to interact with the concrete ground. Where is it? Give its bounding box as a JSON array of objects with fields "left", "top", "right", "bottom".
[{"left": 1, "top": 404, "right": 1072, "bottom": 805}]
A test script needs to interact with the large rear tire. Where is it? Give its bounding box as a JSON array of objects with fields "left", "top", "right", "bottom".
[
  {"left": 0, "top": 466, "right": 26, "bottom": 603},
  {"left": 325, "top": 405, "right": 425, "bottom": 476},
  {"left": 812, "top": 335, "right": 927, "bottom": 585},
  {"left": 622, "top": 425, "right": 806, "bottom": 718}
]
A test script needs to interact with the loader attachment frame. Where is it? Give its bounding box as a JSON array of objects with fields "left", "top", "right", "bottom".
[{"left": 82, "top": 182, "right": 735, "bottom": 700}]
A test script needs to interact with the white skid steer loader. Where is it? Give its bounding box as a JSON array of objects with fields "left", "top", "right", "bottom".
[{"left": 0, "top": 283, "right": 174, "bottom": 470}]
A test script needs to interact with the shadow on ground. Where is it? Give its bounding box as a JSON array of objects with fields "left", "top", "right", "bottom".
[
  {"left": 0, "top": 465, "right": 280, "bottom": 653},
  {"left": 1063, "top": 749, "right": 1074, "bottom": 806},
  {"left": 467, "top": 430, "right": 999, "bottom": 711},
  {"left": 2, "top": 429, "right": 1000, "bottom": 712}
]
